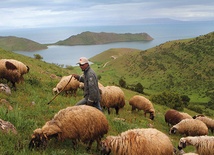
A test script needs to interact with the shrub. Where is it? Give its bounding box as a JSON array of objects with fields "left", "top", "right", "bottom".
[
  {"left": 150, "top": 91, "right": 184, "bottom": 110},
  {"left": 34, "top": 54, "right": 43, "bottom": 60}
]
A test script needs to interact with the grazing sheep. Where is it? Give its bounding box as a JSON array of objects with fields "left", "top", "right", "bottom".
[
  {"left": 99, "top": 85, "right": 125, "bottom": 115},
  {"left": 129, "top": 95, "right": 155, "bottom": 120},
  {"left": 53, "top": 75, "right": 80, "bottom": 97},
  {"left": 101, "top": 128, "right": 174, "bottom": 155},
  {"left": 178, "top": 136, "right": 214, "bottom": 155},
  {"left": 29, "top": 105, "right": 109, "bottom": 151},
  {"left": 193, "top": 115, "right": 214, "bottom": 133},
  {"left": 0, "top": 59, "right": 29, "bottom": 89},
  {"left": 169, "top": 119, "right": 208, "bottom": 136},
  {"left": 0, "top": 83, "right": 11, "bottom": 95},
  {"left": 165, "top": 109, "right": 192, "bottom": 126},
  {"left": 0, "top": 118, "right": 17, "bottom": 134},
  {"left": 6, "top": 59, "right": 30, "bottom": 80}
]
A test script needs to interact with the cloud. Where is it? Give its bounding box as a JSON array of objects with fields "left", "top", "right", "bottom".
[{"left": 0, "top": 0, "right": 213, "bottom": 29}]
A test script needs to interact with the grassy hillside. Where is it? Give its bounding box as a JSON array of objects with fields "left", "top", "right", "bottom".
[
  {"left": 91, "top": 32, "right": 214, "bottom": 103},
  {"left": 0, "top": 36, "right": 47, "bottom": 51},
  {"left": 54, "top": 31, "right": 153, "bottom": 45},
  {"left": 0, "top": 31, "right": 213, "bottom": 154}
]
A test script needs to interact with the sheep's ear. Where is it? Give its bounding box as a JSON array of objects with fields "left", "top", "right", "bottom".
[{"left": 5, "top": 61, "right": 17, "bottom": 70}]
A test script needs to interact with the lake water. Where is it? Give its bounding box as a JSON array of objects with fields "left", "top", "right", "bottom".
[{"left": 1, "top": 21, "right": 213, "bottom": 66}]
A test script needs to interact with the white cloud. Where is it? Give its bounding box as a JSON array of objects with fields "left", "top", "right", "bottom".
[{"left": 0, "top": 0, "right": 213, "bottom": 29}]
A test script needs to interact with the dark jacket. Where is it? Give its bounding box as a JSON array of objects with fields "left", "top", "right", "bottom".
[{"left": 79, "top": 66, "right": 100, "bottom": 103}]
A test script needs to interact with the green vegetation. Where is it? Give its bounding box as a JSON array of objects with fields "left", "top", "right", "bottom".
[
  {"left": 54, "top": 31, "right": 153, "bottom": 45},
  {"left": 0, "top": 32, "right": 213, "bottom": 155},
  {"left": 0, "top": 36, "right": 47, "bottom": 51}
]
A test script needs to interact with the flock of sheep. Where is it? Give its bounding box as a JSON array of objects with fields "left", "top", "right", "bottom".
[{"left": 0, "top": 58, "right": 214, "bottom": 155}]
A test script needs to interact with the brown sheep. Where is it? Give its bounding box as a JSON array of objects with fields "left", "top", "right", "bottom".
[
  {"left": 129, "top": 95, "right": 155, "bottom": 120},
  {"left": 101, "top": 128, "right": 174, "bottom": 155},
  {"left": 99, "top": 86, "right": 125, "bottom": 115},
  {"left": 164, "top": 109, "right": 192, "bottom": 126},
  {"left": 0, "top": 59, "right": 29, "bottom": 89},
  {"left": 29, "top": 105, "right": 109, "bottom": 152}
]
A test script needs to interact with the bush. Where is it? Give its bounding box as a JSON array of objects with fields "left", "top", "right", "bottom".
[
  {"left": 150, "top": 91, "right": 184, "bottom": 110},
  {"left": 34, "top": 54, "right": 43, "bottom": 60},
  {"left": 119, "top": 78, "right": 126, "bottom": 88}
]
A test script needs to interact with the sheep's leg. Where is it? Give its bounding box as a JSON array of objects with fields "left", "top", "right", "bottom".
[
  {"left": 115, "top": 107, "right": 119, "bottom": 115},
  {"left": 86, "top": 140, "right": 94, "bottom": 151},
  {"left": 107, "top": 108, "right": 111, "bottom": 115},
  {"left": 96, "top": 137, "right": 101, "bottom": 151},
  {"left": 131, "top": 106, "right": 136, "bottom": 111},
  {"left": 71, "top": 140, "right": 77, "bottom": 150}
]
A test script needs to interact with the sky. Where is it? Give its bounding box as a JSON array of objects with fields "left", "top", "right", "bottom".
[{"left": 0, "top": 0, "right": 214, "bottom": 29}]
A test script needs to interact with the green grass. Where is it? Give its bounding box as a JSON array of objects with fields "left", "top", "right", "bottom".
[{"left": 0, "top": 31, "right": 213, "bottom": 155}]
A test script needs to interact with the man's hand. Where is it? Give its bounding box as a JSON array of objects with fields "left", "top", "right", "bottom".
[{"left": 72, "top": 74, "right": 80, "bottom": 80}]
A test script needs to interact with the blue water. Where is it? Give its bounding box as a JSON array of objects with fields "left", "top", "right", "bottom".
[{"left": 1, "top": 21, "right": 213, "bottom": 66}]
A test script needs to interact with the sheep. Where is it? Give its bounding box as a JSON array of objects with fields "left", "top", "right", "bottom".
[
  {"left": 182, "top": 153, "right": 198, "bottom": 155},
  {"left": 99, "top": 85, "right": 125, "bottom": 115},
  {"left": 0, "top": 59, "right": 29, "bottom": 89},
  {"left": 53, "top": 75, "right": 80, "bottom": 97},
  {"left": 29, "top": 105, "right": 109, "bottom": 151},
  {"left": 0, "top": 118, "right": 17, "bottom": 134},
  {"left": 193, "top": 114, "right": 214, "bottom": 133},
  {"left": 101, "top": 128, "right": 174, "bottom": 155},
  {"left": 0, "top": 83, "right": 11, "bottom": 95},
  {"left": 165, "top": 109, "right": 193, "bottom": 126},
  {"left": 178, "top": 136, "right": 214, "bottom": 155},
  {"left": 129, "top": 95, "right": 155, "bottom": 120},
  {"left": 169, "top": 119, "right": 208, "bottom": 136}
]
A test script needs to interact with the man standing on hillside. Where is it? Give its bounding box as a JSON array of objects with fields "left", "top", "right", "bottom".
[{"left": 72, "top": 57, "right": 102, "bottom": 111}]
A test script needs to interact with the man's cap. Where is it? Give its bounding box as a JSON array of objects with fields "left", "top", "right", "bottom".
[{"left": 77, "top": 57, "right": 89, "bottom": 65}]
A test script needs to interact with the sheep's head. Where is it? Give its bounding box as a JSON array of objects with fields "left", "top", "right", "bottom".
[
  {"left": 150, "top": 112, "right": 155, "bottom": 120},
  {"left": 29, "top": 128, "right": 48, "bottom": 150},
  {"left": 169, "top": 126, "right": 177, "bottom": 135},
  {"left": 100, "top": 140, "right": 111, "bottom": 155},
  {"left": 178, "top": 137, "right": 187, "bottom": 150}
]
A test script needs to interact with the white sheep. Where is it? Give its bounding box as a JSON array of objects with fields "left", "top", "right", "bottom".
[
  {"left": 178, "top": 136, "right": 214, "bottom": 155},
  {"left": 169, "top": 119, "right": 208, "bottom": 136},
  {"left": 129, "top": 95, "right": 155, "bottom": 120},
  {"left": 165, "top": 109, "right": 192, "bottom": 126},
  {"left": 182, "top": 153, "right": 198, "bottom": 155},
  {"left": 0, "top": 83, "right": 11, "bottom": 95},
  {"left": 99, "top": 85, "right": 125, "bottom": 115},
  {"left": 29, "top": 105, "right": 109, "bottom": 151},
  {"left": 193, "top": 115, "right": 214, "bottom": 133},
  {"left": 53, "top": 75, "right": 80, "bottom": 97},
  {"left": 101, "top": 128, "right": 174, "bottom": 155},
  {"left": 0, "top": 59, "right": 29, "bottom": 89}
]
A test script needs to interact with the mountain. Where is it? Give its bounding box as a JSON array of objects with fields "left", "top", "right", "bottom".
[
  {"left": 0, "top": 36, "right": 47, "bottom": 51},
  {"left": 91, "top": 32, "right": 214, "bottom": 101},
  {"left": 54, "top": 31, "right": 153, "bottom": 45}
]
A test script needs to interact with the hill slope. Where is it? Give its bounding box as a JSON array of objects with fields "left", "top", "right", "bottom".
[
  {"left": 0, "top": 36, "right": 47, "bottom": 51},
  {"left": 54, "top": 31, "right": 153, "bottom": 45},
  {"left": 0, "top": 46, "right": 213, "bottom": 154},
  {"left": 91, "top": 32, "right": 214, "bottom": 101}
]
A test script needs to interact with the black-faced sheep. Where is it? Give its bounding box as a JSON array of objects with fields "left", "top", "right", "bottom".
[
  {"left": 29, "top": 105, "right": 109, "bottom": 151},
  {"left": 53, "top": 75, "right": 80, "bottom": 97},
  {"left": 178, "top": 136, "right": 214, "bottom": 155},
  {"left": 99, "top": 85, "right": 125, "bottom": 115},
  {"left": 165, "top": 109, "right": 193, "bottom": 126},
  {"left": 169, "top": 119, "right": 208, "bottom": 136},
  {"left": 0, "top": 59, "right": 29, "bottom": 89},
  {"left": 129, "top": 95, "right": 155, "bottom": 120},
  {"left": 101, "top": 128, "right": 174, "bottom": 155},
  {"left": 193, "top": 114, "right": 214, "bottom": 133}
]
